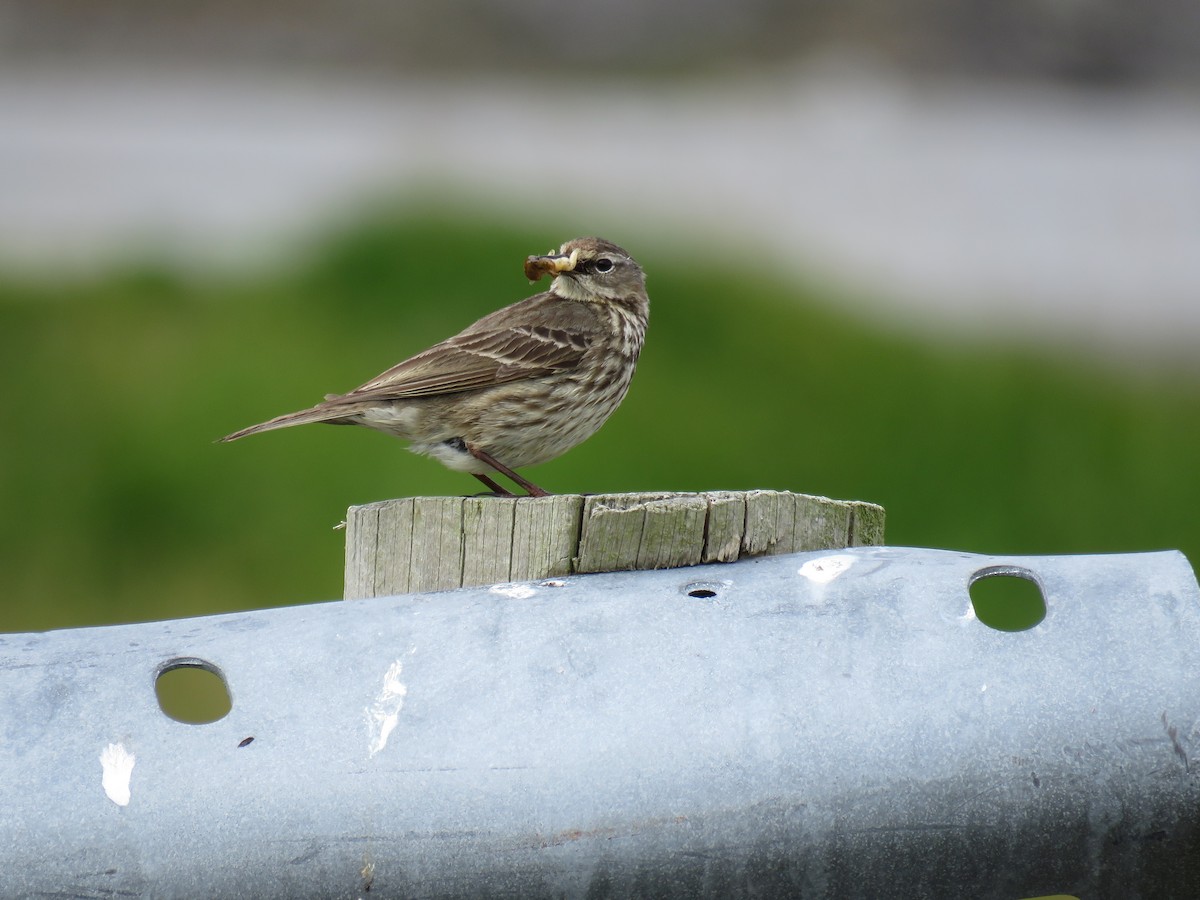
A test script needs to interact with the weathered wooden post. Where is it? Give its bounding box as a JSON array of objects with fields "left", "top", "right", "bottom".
[{"left": 345, "top": 489, "right": 886, "bottom": 598}]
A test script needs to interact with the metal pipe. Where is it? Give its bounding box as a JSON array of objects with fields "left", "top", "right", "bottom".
[{"left": 1, "top": 547, "right": 1197, "bottom": 898}]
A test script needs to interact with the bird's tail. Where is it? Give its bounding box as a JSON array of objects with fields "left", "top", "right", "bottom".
[{"left": 219, "top": 402, "right": 354, "bottom": 442}]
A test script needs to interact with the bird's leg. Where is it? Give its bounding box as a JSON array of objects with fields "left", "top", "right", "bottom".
[
  {"left": 465, "top": 443, "right": 550, "bottom": 498},
  {"left": 472, "top": 472, "right": 513, "bottom": 496},
  {"left": 443, "top": 438, "right": 516, "bottom": 496}
]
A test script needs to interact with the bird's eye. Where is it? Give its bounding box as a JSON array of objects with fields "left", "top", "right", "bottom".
[{"left": 593, "top": 258, "right": 614, "bottom": 273}]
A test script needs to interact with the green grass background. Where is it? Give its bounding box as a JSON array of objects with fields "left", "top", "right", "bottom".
[{"left": 2, "top": 210, "right": 1197, "bottom": 633}]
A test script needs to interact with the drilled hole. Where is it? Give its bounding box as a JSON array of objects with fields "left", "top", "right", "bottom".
[
  {"left": 683, "top": 581, "right": 724, "bottom": 600},
  {"left": 155, "top": 659, "right": 231, "bottom": 724},
  {"left": 969, "top": 567, "right": 1046, "bottom": 632}
]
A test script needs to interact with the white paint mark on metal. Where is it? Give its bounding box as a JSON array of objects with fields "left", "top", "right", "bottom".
[
  {"left": 799, "top": 555, "right": 856, "bottom": 584},
  {"left": 490, "top": 583, "right": 537, "bottom": 600},
  {"left": 100, "top": 742, "right": 135, "bottom": 807},
  {"left": 366, "top": 659, "right": 408, "bottom": 758}
]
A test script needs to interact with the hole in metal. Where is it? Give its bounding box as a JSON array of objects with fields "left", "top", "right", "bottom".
[
  {"left": 155, "top": 658, "right": 232, "bottom": 724},
  {"left": 683, "top": 581, "right": 723, "bottom": 600},
  {"left": 969, "top": 567, "right": 1046, "bottom": 632}
]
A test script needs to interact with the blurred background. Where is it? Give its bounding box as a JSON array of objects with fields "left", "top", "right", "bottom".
[{"left": 2, "top": 0, "right": 1199, "bottom": 632}]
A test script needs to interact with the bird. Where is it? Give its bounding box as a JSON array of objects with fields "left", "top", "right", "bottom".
[{"left": 220, "top": 236, "right": 649, "bottom": 497}]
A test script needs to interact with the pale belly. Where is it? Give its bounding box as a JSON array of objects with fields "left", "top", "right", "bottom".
[{"left": 356, "top": 365, "right": 635, "bottom": 473}]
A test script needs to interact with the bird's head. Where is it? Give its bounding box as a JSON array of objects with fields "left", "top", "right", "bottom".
[{"left": 524, "top": 237, "right": 645, "bottom": 303}]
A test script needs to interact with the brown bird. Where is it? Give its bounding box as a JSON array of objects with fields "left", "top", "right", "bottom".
[{"left": 220, "top": 236, "right": 649, "bottom": 497}]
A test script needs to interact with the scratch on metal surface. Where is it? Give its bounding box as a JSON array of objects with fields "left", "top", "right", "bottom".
[
  {"left": 366, "top": 660, "right": 408, "bottom": 758},
  {"left": 1162, "top": 711, "right": 1190, "bottom": 773},
  {"left": 532, "top": 814, "right": 690, "bottom": 850},
  {"left": 99, "top": 742, "right": 135, "bottom": 807},
  {"left": 850, "top": 823, "right": 962, "bottom": 834}
]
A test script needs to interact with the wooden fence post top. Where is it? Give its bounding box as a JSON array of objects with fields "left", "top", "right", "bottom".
[{"left": 344, "top": 490, "right": 885, "bottom": 599}]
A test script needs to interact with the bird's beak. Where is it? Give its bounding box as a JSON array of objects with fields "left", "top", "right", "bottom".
[{"left": 524, "top": 248, "right": 580, "bottom": 282}]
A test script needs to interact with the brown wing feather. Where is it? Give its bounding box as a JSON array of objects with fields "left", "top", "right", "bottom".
[
  {"left": 221, "top": 292, "right": 604, "bottom": 442},
  {"left": 331, "top": 324, "right": 590, "bottom": 404}
]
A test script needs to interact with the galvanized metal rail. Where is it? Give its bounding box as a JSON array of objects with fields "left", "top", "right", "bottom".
[{"left": 2, "top": 547, "right": 1198, "bottom": 898}]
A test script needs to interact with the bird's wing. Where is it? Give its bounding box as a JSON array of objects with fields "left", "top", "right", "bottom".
[{"left": 332, "top": 325, "right": 591, "bottom": 403}]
